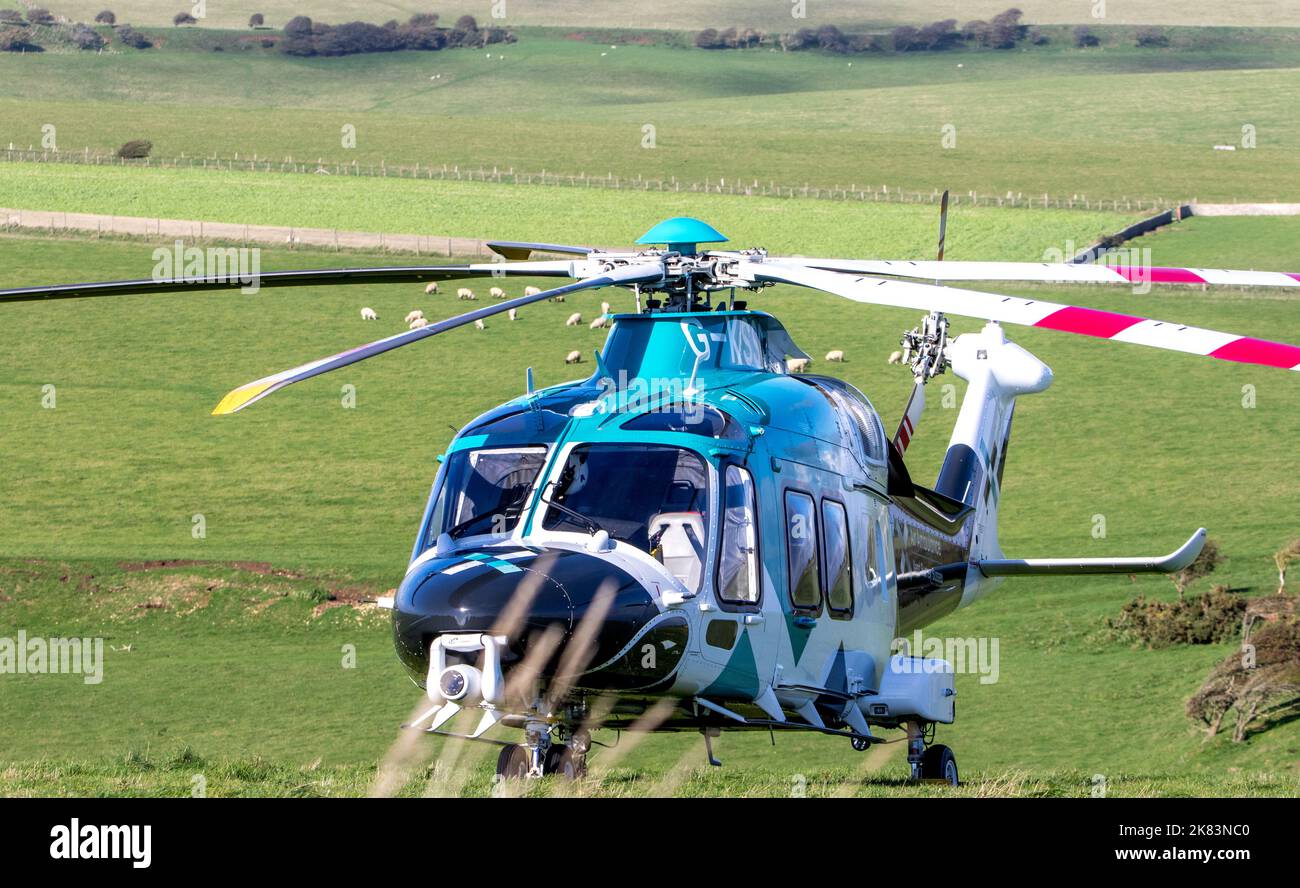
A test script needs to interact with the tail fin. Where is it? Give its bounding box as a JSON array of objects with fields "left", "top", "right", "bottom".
[{"left": 935, "top": 323, "right": 1052, "bottom": 596}]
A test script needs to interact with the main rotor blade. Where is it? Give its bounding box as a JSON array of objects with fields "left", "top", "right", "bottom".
[
  {"left": 0, "top": 260, "right": 578, "bottom": 304},
  {"left": 212, "top": 262, "right": 663, "bottom": 415},
  {"left": 761, "top": 258, "right": 1300, "bottom": 289},
  {"left": 487, "top": 241, "right": 594, "bottom": 260},
  {"left": 737, "top": 260, "right": 1300, "bottom": 371}
]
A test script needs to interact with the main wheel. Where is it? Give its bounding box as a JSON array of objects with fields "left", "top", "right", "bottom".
[
  {"left": 495, "top": 743, "right": 530, "bottom": 781},
  {"left": 919, "top": 744, "right": 959, "bottom": 786},
  {"left": 544, "top": 744, "right": 587, "bottom": 780}
]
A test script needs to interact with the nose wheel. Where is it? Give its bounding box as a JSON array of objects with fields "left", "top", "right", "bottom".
[{"left": 494, "top": 727, "right": 589, "bottom": 781}]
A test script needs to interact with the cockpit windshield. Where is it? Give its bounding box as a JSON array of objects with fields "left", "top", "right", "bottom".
[
  {"left": 427, "top": 447, "right": 547, "bottom": 543},
  {"left": 542, "top": 444, "right": 710, "bottom": 588}
]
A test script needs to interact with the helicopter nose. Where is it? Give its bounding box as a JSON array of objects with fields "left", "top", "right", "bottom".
[{"left": 392, "top": 547, "right": 684, "bottom": 691}]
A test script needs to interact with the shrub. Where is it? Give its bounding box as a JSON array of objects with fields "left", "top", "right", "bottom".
[
  {"left": 454, "top": 15, "right": 478, "bottom": 32},
  {"left": 95, "top": 10, "right": 116, "bottom": 26},
  {"left": 116, "top": 139, "right": 152, "bottom": 158},
  {"left": 71, "top": 24, "right": 105, "bottom": 50},
  {"left": 173, "top": 12, "right": 197, "bottom": 27},
  {"left": 1073, "top": 25, "right": 1100, "bottom": 47},
  {"left": 249, "top": 13, "right": 264, "bottom": 28},
  {"left": 916, "top": 19, "right": 960, "bottom": 50},
  {"left": 314, "top": 21, "right": 405, "bottom": 56},
  {"left": 284, "top": 15, "right": 312, "bottom": 37},
  {"left": 1187, "top": 608, "right": 1300, "bottom": 741},
  {"left": 1275, "top": 539, "right": 1300, "bottom": 595},
  {"left": 694, "top": 28, "right": 722, "bottom": 49},
  {"left": 0, "top": 28, "right": 42, "bottom": 51},
  {"left": 116, "top": 24, "right": 151, "bottom": 49},
  {"left": 1106, "top": 585, "right": 1245, "bottom": 648},
  {"left": 409, "top": 13, "right": 439, "bottom": 27},
  {"left": 988, "top": 7, "right": 1025, "bottom": 48},
  {"left": 27, "top": 8, "right": 55, "bottom": 26},
  {"left": 1135, "top": 27, "right": 1169, "bottom": 48},
  {"left": 0, "top": 11, "right": 24, "bottom": 25}
]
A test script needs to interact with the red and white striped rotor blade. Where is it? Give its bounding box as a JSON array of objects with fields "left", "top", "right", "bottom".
[
  {"left": 737, "top": 261, "right": 1300, "bottom": 371},
  {"left": 893, "top": 380, "right": 925, "bottom": 455},
  {"left": 767, "top": 258, "right": 1300, "bottom": 289}
]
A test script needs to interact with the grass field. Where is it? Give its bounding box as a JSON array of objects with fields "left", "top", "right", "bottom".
[
  {"left": 3, "top": 32, "right": 1299, "bottom": 201},
  {"left": 33, "top": 1, "right": 1300, "bottom": 30},
  {"left": 2, "top": 207, "right": 1299, "bottom": 795},
  {"left": 0, "top": 162, "right": 1134, "bottom": 253}
]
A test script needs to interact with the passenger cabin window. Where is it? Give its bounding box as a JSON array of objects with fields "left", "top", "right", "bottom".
[
  {"left": 784, "top": 491, "right": 821, "bottom": 611},
  {"left": 717, "top": 466, "right": 759, "bottom": 605},
  {"left": 821, "top": 499, "right": 853, "bottom": 617},
  {"left": 427, "top": 447, "right": 547, "bottom": 544}
]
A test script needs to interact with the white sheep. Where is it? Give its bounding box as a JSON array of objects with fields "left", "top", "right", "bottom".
[
  {"left": 589, "top": 316, "right": 609, "bottom": 330},
  {"left": 489, "top": 286, "right": 507, "bottom": 299},
  {"left": 457, "top": 287, "right": 476, "bottom": 300},
  {"left": 524, "top": 286, "right": 542, "bottom": 298},
  {"left": 409, "top": 317, "right": 429, "bottom": 330},
  {"left": 600, "top": 301, "right": 611, "bottom": 315},
  {"left": 474, "top": 319, "right": 485, "bottom": 331},
  {"left": 888, "top": 351, "right": 904, "bottom": 365},
  {"left": 825, "top": 349, "right": 845, "bottom": 363},
  {"left": 549, "top": 293, "right": 566, "bottom": 303},
  {"left": 508, "top": 308, "right": 518, "bottom": 321},
  {"left": 566, "top": 312, "right": 582, "bottom": 327},
  {"left": 360, "top": 307, "right": 378, "bottom": 321},
  {"left": 404, "top": 309, "right": 425, "bottom": 324},
  {"left": 786, "top": 357, "right": 810, "bottom": 373},
  {"left": 565, "top": 350, "right": 582, "bottom": 364},
  {"left": 424, "top": 282, "right": 440, "bottom": 295}
]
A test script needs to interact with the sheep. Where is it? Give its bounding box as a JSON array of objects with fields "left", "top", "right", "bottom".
[
  {"left": 786, "top": 357, "right": 810, "bottom": 374},
  {"left": 589, "top": 316, "right": 609, "bottom": 330},
  {"left": 888, "top": 351, "right": 904, "bottom": 365},
  {"left": 457, "top": 287, "right": 476, "bottom": 300},
  {"left": 508, "top": 308, "right": 518, "bottom": 321},
  {"left": 565, "top": 350, "right": 582, "bottom": 364},
  {"left": 360, "top": 307, "right": 378, "bottom": 321},
  {"left": 424, "top": 282, "right": 440, "bottom": 295},
  {"left": 825, "top": 349, "right": 845, "bottom": 363},
  {"left": 600, "top": 301, "right": 611, "bottom": 315},
  {"left": 489, "top": 286, "right": 507, "bottom": 299},
  {"left": 404, "top": 309, "right": 425, "bottom": 324},
  {"left": 566, "top": 312, "right": 582, "bottom": 327},
  {"left": 409, "top": 317, "right": 429, "bottom": 330},
  {"left": 524, "top": 286, "right": 542, "bottom": 298},
  {"left": 474, "top": 319, "right": 486, "bottom": 331}
]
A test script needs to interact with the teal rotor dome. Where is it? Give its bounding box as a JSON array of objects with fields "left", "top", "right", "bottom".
[{"left": 635, "top": 218, "right": 728, "bottom": 255}]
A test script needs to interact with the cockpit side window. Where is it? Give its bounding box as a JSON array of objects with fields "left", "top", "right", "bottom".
[{"left": 426, "top": 446, "right": 547, "bottom": 545}]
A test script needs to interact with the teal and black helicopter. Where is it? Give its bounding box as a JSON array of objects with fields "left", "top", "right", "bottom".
[{"left": 5, "top": 215, "right": 1298, "bottom": 783}]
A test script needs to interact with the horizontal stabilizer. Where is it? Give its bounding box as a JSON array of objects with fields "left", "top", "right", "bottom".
[{"left": 975, "top": 528, "right": 1206, "bottom": 577}]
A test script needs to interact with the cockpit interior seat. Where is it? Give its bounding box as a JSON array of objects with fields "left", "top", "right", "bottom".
[{"left": 649, "top": 511, "right": 705, "bottom": 592}]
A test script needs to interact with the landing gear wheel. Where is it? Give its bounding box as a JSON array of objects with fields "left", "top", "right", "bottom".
[
  {"left": 495, "top": 744, "right": 530, "bottom": 781},
  {"left": 919, "top": 744, "right": 959, "bottom": 786},
  {"left": 543, "top": 745, "right": 587, "bottom": 780},
  {"left": 851, "top": 736, "right": 870, "bottom": 752}
]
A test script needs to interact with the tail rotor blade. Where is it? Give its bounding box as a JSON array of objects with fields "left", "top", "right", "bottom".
[
  {"left": 893, "top": 380, "right": 926, "bottom": 456},
  {"left": 212, "top": 263, "right": 663, "bottom": 415}
]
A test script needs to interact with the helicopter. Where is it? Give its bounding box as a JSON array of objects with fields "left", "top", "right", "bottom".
[{"left": 4, "top": 213, "right": 1298, "bottom": 786}]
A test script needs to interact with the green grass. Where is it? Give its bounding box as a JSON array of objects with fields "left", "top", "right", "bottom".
[
  {"left": 34, "top": 1, "right": 1300, "bottom": 29},
  {"left": 3, "top": 33, "right": 1299, "bottom": 201},
  {"left": 0, "top": 162, "right": 1134, "bottom": 254},
  {"left": 2, "top": 208, "right": 1299, "bottom": 795}
]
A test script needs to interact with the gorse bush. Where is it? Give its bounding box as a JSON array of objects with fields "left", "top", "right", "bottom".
[{"left": 1106, "top": 585, "right": 1245, "bottom": 648}]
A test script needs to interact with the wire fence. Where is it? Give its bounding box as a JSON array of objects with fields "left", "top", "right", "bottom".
[{"left": 1, "top": 147, "right": 1185, "bottom": 214}]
